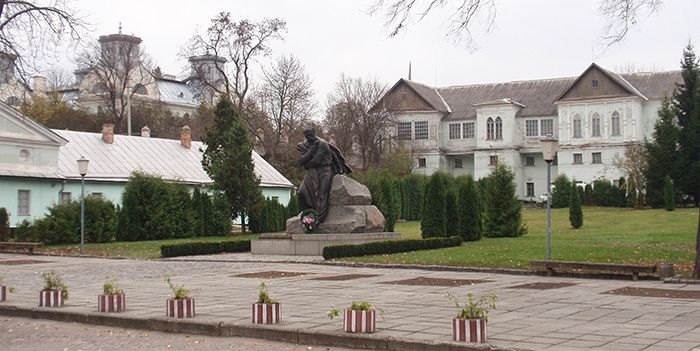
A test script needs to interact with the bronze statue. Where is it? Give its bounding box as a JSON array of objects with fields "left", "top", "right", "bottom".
[{"left": 296, "top": 127, "right": 351, "bottom": 224}]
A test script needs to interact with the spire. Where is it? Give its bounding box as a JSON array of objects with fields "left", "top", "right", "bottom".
[
  {"left": 118, "top": 22, "right": 122, "bottom": 34},
  {"left": 408, "top": 61, "right": 412, "bottom": 80}
]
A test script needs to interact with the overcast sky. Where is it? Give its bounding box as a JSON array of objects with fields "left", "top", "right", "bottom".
[{"left": 67, "top": 0, "right": 698, "bottom": 117}]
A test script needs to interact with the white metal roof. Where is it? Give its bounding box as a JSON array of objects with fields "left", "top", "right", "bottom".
[
  {"left": 156, "top": 79, "right": 197, "bottom": 107},
  {"left": 53, "top": 129, "right": 294, "bottom": 188}
]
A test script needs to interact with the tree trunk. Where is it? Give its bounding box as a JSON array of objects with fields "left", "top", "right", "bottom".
[{"left": 695, "top": 207, "right": 700, "bottom": 279}]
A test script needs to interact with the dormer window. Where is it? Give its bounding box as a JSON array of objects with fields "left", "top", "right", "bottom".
[{"left": 133, "top": 84, "right": 147, "bottom": 95}]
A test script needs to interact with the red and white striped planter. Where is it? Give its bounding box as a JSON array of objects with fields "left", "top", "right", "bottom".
[
  {"left": 38, "top": 290, "right": 64, "bottom": 307},
  {"left": 452, "top": 318, "right": 487, "bottom": 343},
  {"left": 0, "top": 285, "right": 7, "bottom": 302},
  {"left": 252, "top": 303, "right": 281, "bottom": 324},
  {"left": 166, "top": 298, "right": 195, "bottom": 318},
  {"left": 98, "top": 293, "right": 126, "bottom": 312},
  {"left": 343, "top": 309, "right": 375, "bottom": 333}
]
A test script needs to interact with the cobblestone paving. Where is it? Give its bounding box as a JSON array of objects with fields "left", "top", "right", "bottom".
[{"left": 1, "top": 253, "right": 700, "bottom": 351}]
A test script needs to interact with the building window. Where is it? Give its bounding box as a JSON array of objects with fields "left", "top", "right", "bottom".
[
  {"left": 525, "top": 120, "right": 539, "bottom": 137},
  {"left": 573, "top": 114, "right": 582, "bottom": 138},
  {"left": 495, "top": 117, "right": 503, "bottom": 140},
  {"left": 486, "top": 117, "right": 494, "bottom": 140},
  {"left": 453, "top": 158, "right": 463, "bottom": 168},
  {"left": 592, "top": 152, "right": 602, "bottom": 164},
  {"left": 414, "top": 121, "right": 428, "bottom": 140},
  {"left": 611, "top": 111, "right": 621, "bottom": 136},
  {"left": 6, "top": 96, "right": 20, "bottom": 106},
  {"left": 417, "top": 157, "right": 426, "bottom": 168},
  {"left": 525, "top": 156, "right": 535, "bottom": 167},
  {"left": 592, "top": 79, "right": 599, "bottom": 88},
  {"left": 133, "top": 84, "right": 147, "bottom": 95},
  {"left": 397, "top": 122, "right": 412, "bottom": 140},
  {"left": 18, "top": 149, "right": 30, "bottom": 162},
  {"left": 17, "top": 190, "right": 30, "bottom": 216},
  {"left": 489, "top": 155, "right": 498, "bottom": 166},
  {"left": 591, "top": 113, "right": 601, "bottom": 137},
  {"left": 462, "top": 122, "right": 475, "bottom": 139},
  {"left": 526, "top": 182, "right": 535, "bottom": 197},
  {"left": 541, "top": 119, "right": 554, "bottom": 136},
  {"left": 573, "top": 153, "right": 583, "bottom": 164},
  {"left": 448, "top": 123, "right": 461, "bottom": 139},
  {"left": 92, "top": 83, "right": 109, "bottom": 94},
  {"left": 60, "top": 192, "right": 72, "bottom": 204},
  {"left": 91, "top": 192, "right": 104, "bottom": 199}
]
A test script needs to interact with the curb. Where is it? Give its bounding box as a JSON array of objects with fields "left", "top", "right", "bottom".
[
  {"left": 664, "top": 277, "right": 700, "bottom": 284},
  {"left": 0, "top": 305, "right": 526, "bottom": 351}
]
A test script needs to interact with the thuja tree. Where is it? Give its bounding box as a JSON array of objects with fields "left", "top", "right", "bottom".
[
  {"left": 377, "top": 176, "right": 401, "bottom": 232},
  {"left": 483, "top": 164, "right": 526, "bottom": 237},
  {"left": 456, "top": 175, "right": 482, "bottom": 241},
  {"left": 421, "top": 172, "right": 448, "bottom": 238},
  {"left": 645, "top": 98, "right": 679, "bottom": 208},
  {"left": 0, "top": 207, "right": 9, "bottom": 241},
  {"left": 664, "top": 175, "right": 675, "bottom": 211},
  {"left": 445, "top": 187, "right": 459, "bottom": 236},
  {"left": 569, "top": 181, "right": 583, "bottom": 229},
  {"left": 551, "top": 174, "right": 572, "bottom": 208},
  {"left": 402, "top": 174, "right": 425, "bottom": 220}
]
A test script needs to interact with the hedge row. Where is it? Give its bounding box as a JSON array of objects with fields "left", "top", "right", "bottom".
[
  {"left": 160, "top": 240, "right": 251, "bottom": 258},
  {"left": 322, "top": 236, "right": 462, "bottom": 259}
]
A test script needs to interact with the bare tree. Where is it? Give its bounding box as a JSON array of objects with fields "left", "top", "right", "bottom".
[
  {"left": 0, "top": 0, "right": 88, "bottom": 82},
  {"left": 44, "top": 66, "right": 73, "bottom": 89},
  {"left": 76, "top": 35, "right": 155, "bottom": 134},
  {"left": 185, "top": 12, "right": 286, "bottom": 112},
  {"left": 256, "top": 54, "right": 315, "bottom": 164},
  {"left": 370, "top": 0, "right": 662, "bottom": 51},
  {"left": 325, "top": 74, "right": 394, "bottom": 172},
  {"left": 613, "top": 143, "right": 648, "bottom": 208}
]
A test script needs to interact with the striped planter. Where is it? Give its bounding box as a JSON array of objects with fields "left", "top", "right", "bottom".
[
  {"left": 98, "top": 293, "right": 126, "bottom": 312},
  {"left": 452, "top": 318, "right": 487, "bottom": 343},
  {"left": 38, "top": 290, "right": 64, "bottom": 307},
  {"left": 0, "top": 285, "right": 6, "bottom": 302},
  {"left": 343, "top": 309, "right": 375, "bottom": 333},
  {"left": 252, "top": 303, "right": 281, "bottom": 324},
  {"left": 166, "top": 298, "right": 195, "bottom": 318}
]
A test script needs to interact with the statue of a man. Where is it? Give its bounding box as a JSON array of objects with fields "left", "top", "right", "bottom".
[{"left": 296, "top": 127, "right": 351, "bottom": 223}]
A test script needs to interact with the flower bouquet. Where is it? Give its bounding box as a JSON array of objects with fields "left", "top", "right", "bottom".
[{"left": 300, "top": 209, "right": 318, "bottom": 234}]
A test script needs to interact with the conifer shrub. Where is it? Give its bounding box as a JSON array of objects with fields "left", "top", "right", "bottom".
[
  {"left": 376, "top": 176, "right": 400, "bottom": 232},
  {"left": 456, "top": 175, "right": 482, "bottom": 242},
  {"left": 482, "top": 164, "right": 526, "bottom": 237},
  {"left": 421, "top": 172, "right": 448, "bottom": 238},
  {"left": 287, "top": 194, "right": 299, "bottom": 218},
  {"left": 0, "top": 207, "right": 9, "bottom": 241},
  {"left": 663, "top": 175, "right": 675, "bottom": 211},
  {"left": 445, "top": 188, "right": 459, "bottom": 236},
  {"left": 551, "top": 174, "right": 572, "bottom": 208},
  {"left": 322, "top": 236, "right": 462, "bottom": 259},
  {"left": 569, "top": 181, "right": 583, "bottom": 229}
]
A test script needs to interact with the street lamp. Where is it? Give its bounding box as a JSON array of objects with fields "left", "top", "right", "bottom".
[
  {"left": 77, "top": 156, "right": 89, "bottom": 254},
  {"left": 541, "top": 135, "right": 558, "bottom": 261}
]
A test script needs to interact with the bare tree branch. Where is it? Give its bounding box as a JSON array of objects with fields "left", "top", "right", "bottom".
[{"left": 598, "top": 0, "right": 662, "bottom": 50}]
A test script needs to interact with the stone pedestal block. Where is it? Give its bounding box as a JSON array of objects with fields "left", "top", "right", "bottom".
[
  {"left": 287, "top": 205, "right": 384, "bottom": 234},
  {"left": 252, "top": 232, "right": 402, "bottom": 256}
]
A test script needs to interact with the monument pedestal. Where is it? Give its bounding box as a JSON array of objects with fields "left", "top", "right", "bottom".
[{"left": 251, "top": 232, "right": 401, "bottom": 256}]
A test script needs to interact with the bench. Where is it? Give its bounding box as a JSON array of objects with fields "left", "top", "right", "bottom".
[
  {"left": 531, "top": 260, "right": 658, "bottom": 281},
  {"left": 0, "top": 242, "right": 44, "bottom": 254}
]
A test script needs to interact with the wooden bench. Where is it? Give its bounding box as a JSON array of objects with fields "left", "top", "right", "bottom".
[
  {"left": 531, "top": 260, "right": 658, "bottom": 281},
  {"left": 0, "top": 242, "right": 44, "bottom": 254}
]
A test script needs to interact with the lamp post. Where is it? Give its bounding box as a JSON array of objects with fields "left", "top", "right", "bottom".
[
  {"left": 77, "top": 156, "right": 89, "bottom": 254},
  {"left": 541, "top": 135, "right": 558, "bottom": 261}
]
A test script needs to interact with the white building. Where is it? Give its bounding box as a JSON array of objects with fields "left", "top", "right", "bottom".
[{"left": 374, "top": 63, "right": 681, "bottom": 200}]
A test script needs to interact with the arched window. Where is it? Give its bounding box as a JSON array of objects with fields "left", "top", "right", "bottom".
[
  {"left": 591, "top": 113, "right": 601, "bottom": 137},
  {"left": 573, "top": 114, "right": 582, "bottom": 138},
  {"left": 486, "top": 117, "right": 494, "bottom": 140},
  {"left": 133, "top": 84, "right": 147, "bottom": 95},
  {"left": 92, "top": 83, "right": 109, "bottom": 94},
  {"left": 5, "top": 96, "right": 20, "bottom": 106},
  {"left": 495, "top": 117, "right": 503, "bottom": 140},
  {"left": 611, "top": 111, "right": 621, "bottom": 136}
]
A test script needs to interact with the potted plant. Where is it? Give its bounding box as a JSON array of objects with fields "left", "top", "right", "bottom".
[
  {"left": 165, "top": 276, "right": 195, "bottom": 318},
  {"left": 328, "top": 301, "right": 379, "bottom": 333},
  {"left": 39, "top": 271, "right": 68, "bottom": 307},
  {"left": 252, "top": 282, "right": 280, "bottom": 324},
  {"left": 447, "top": 292, "right": 497, "bottom": 343},
  {"left": 98, "top": 277, "right": 126, "bottom": 312},
  {"left": 0, "top": 276, "right": 14, "bottom": 302}
]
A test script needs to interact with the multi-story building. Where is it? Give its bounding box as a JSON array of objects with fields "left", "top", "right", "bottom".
[{"left": 374, "top": 63, "right": 681, "bottom": 200}]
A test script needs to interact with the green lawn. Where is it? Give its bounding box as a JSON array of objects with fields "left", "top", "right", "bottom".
[
  {"left": 350, "top": 207, "right": 698, "bottom": 274},
  {"left": 39, "top": 234, "right": 259, "bottom": 259}
]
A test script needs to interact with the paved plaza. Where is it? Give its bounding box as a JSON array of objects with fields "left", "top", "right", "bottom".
[{"left": 1, "top": 252, "right": 699, "bottom": 351}]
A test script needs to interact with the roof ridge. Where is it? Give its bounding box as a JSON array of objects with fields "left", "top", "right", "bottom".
[{"left": 439, "top": 76, "right": 577, "bottom": 90}]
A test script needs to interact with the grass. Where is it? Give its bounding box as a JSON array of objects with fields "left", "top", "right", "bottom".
[
  {"left": 39, "top": 234, "right": 259, "bottom": 259},
  {"left": 349, "top": 207, "right": 698, "bottom": 275}
]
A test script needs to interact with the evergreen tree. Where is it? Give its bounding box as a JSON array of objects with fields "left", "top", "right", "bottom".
[
  {"left": 664, "top": 175, "right": 675, "bottom": 211},
  {"left": 377, "top": 176, "right": 400, "bottom": 232},
  {"left": 482, "top": 164, "right": 526, "bottom": 237},
  {"left": 445, "top": 187, "right": 459, "bottom": 236},
  {"left": 569, "top": 181, "right": 583, "bottom": 229},
  {"left": 674, "top": 43, "right": 700, "bottom": 206},
  {"left": 0, "top": 207, "right": 9, "bottom": 241},
  {"left": 201, "top": 98, "right": 263, "bottom": 233},
  {"left": 404, "top": 174, "right": 425, "bottom": 220},
  {"left": 551, "top": 174, "right": 572, "bottom": 208},
  {"left": 287, "top": 193, "right": 299, "bottom": 218},
  {"left": 646, "top": 98, "right": 680, "bottom": 207},
  {"left": 583, "top": 184, "right": 594, "bottom": 205},
  {"left": 626, "top": 177, "right": 638, "bottom": 209},
  {"left": 456, "top": 175, "right": 482, "bottom": 241},
  {"left": 421, "top": 172, "right": 448, "bottom": 238}
]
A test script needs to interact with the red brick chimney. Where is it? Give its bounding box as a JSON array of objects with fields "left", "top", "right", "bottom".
[
  {"left": 101, "top": 124, "right": 114, "bottom": 144},
  {"left": 180, "top": 125, "right": 191, "bottom": 149}
]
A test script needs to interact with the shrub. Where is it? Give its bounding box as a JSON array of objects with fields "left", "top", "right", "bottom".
[
  {"left": 322, "top": 236, "right": 462, "bottom": 259},
  {"left": 402, "top": 174, "right": 426, "bottom": 220},
  {"left": 28, "top": 196, "right": 117, "bottom": 245},
  {"left": 482, "top": 164, "right": 526, "bottom": 237},
  {"left": 626, "top": 178, "right": 639, "bottom": 208},
  {"left": 14, "top": 220, "right": 39, "bottom": 242},
  {"left": 0, "top": 207, "right": 9, "bottom": 241},
  {"left": 375, "top": 176, "right": 400, "bottom": 232},
  {"left": 287, "top": 194, "right": 299, "bottom": 218},
  {"left": 569, "top": 181, "right": 583, "bottom": 229},
  {"left": 421, "top": 172, "right": 449, "bottom": 238},
  {"left": 445, "top": 188, "right": 459, "bottom": 236},
  {"left": 663, "top": 175, "right": 675, "bottom": 211},
  {"left": 583, "top": 184, "right": 594, "bottom": 205},
  {"left": 551, "top": 174, "right": 572, "bottom": 208},
  {"left": 160, "top": 240, "right": 251, "bottom": 258},
  {"left": 456, "top": 175, "right": 482, "bottom": 242},
  {"left": 592, "top": 179, "right": 615, "bottom": 207},
  {"left": 250, "top": 197, "right": 288, "bottom": 233}
]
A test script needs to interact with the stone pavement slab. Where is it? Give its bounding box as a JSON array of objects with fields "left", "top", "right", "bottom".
[{"left": 1, "top": 252, "right": 700, "bottom": 351}]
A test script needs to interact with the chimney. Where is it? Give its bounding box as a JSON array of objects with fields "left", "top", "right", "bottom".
[
  {"left": 180, "top": 125, "right": 191, "bottom": 149},
  {"left": 101, "top": 124, "right": 114, "bottom": 144},
  {"left": 141, "top": 125, "right": 150, "bottom": 138},
  {"left": 32, "top": 75, "right": 48, "bottom": 95}
]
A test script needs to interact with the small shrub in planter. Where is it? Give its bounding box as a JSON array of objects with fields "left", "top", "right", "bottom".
[
  {"left": 328, "top": 301, "right": 380, "bottom": 333},
  {"left": 39, "top": 271, "right": 68, "bottom": 307},
  {"left": 447, "top": 292, "right": 497, "bottom": 343},
  {"left": 0, "top": 277, "right": 15, "bottom": 302},
  {"left": 252, "top": 282, "right": 280, "bottom": 324},
  {"left": 165, "top": 277, "right": 195, "bottom": 318},
  {"left": 98, "top": 277, "right": 126, "bottom": 312}
]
